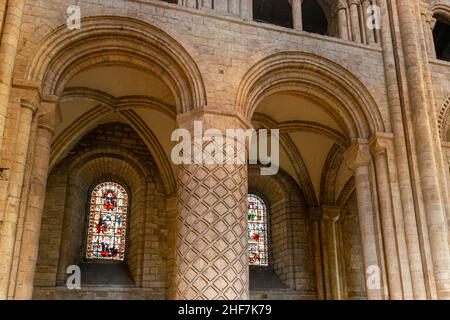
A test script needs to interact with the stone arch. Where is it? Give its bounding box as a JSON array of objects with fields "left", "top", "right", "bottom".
[
  {"left": 61, "top": 87, "right": 176, "bottom": 119},
  {"left": 249, "top": 166, "right": 303, "bottom": 208},
  {"left": 432, "top": 3, "right": 450, "bottom": 20},
  {"left": 248, "top": 166, "right": 317, "bottom": 297},
  {"left": 237, "top": 51, "right": 385, "bottom": 141},
  {"left": 252, "top": 112, "right": 319, "bottom": 206},
  {"left": 437, "top": 95, "right": 450, "bottom": 142},
  {"left": 26, "top": 16, "right": 207, "bottom": 113},
  {"left": 36, "top": 124, "right": 169, "bottom": 299},
  {"left": 50, "top": 90, "right": 177, "bottom": 195},
  {"left": 320, "top": 144, "right": 344, "bottom": 206},
  {"left": 66, "top": 156, "right": 145, "bottom": 272},
  {"left": 337, "top": 178, "right": 355, "bottom": 208}
]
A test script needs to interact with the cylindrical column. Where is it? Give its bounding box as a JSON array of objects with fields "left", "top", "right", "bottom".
[
  {"left": 321, "top": 207, "right": 343, "bottom": 300},
  {"left": 414, "top": 0, "right": 450, "bottom": 241},
  {"left": 337, "top": 1, "right": 350, "bottom": 41},
  {"left": 377, "top": 0, "right": 428, "bottom": 299},
  {"left": 0, "top": 0, "right": 26, "bottom": 153},
  {"left": 396, "top": 0, "right": 450, "bottom": 299},
  {"left": 227, "top": 0, "right": 240, "bottom": 16},
  {"left": 174, "top": 113, "right": 249, "bottom": 300},
  {"left": 291, "top": 0, "right": 303, "bottom": 31},
  {"left": 0, "top": 100, "right": 35, "bottom": 299},
  {"left": 13, "top": 103, "right": 56, "bottom": 300},
  {"left": 240, "top": 0, "right": 253, "bottom": 21},
  {"left": 309, "top": 208, "right": 325, "bottom": 300},
  {"left": 344, "top": 141, "right": 383, "bottom": 300},
  {"left": 369, "top": 136, "right": 404, "bottom": 299},
  {"left": 349, "top": 0, "right": 362, "bottom": 43},
  {"left": 427, "top": 16, "right": 437, "bottom": 58}
]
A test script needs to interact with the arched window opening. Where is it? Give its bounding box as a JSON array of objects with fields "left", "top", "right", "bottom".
[
  {"left": 160, "top": 0, "right": 177, "bottom": 4},
  {"left": 302, "top": 0, "right": 328, "bottom": 35},
  {"left": 433, "top": 15, "right": 450, "bottom": 62},
  {"left": 86, "top": 181, "right": 128, "bottom": 261},
  {"left": 253, "top": 0, "right": 293, "bottom": 29},
  {"left": 247, "top": 194, "right": 268, "bottom": 266}
]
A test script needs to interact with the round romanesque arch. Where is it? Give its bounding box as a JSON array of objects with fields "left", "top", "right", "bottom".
[
  {"left": 237, "top": 51, "right": 385, "bottom": 141},
  {"left": 35, "top": 123, "right": 170, "bottom": 299},
  {"left": 320, "top": 144, "right": 344, "bottom": 206},
  {"left": 248, "top": 166, "right": 317, "bottom": 298},
  {"left": 49, "top": 97, "right": 177, "bottom": 195},
  {"left": 432, "top": 2, "right": 450, "bottom": 20},
  {"left": 24, "top": 16, "right": 206, "bottom": 196},
  {"left": 25, "top": 16, "right": 207, "bottom": 113}
]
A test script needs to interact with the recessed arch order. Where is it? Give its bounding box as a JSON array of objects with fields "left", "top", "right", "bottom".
[
  {"left": 237, "top": 51, "right": 385, "bottom": 142},
  {"left": 25, "top": 16, "right": 208, "bottom": 195},
  {"left": 26, "top": 16, "right": 207, "bottom": 114}
]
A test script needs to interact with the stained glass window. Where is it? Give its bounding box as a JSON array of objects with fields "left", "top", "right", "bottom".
[
  {"left": 247, "top": 194, "right": 268, "bottom": 266},
  {"left": 86, "top": 182, "right": 128, "bottom": 261}
]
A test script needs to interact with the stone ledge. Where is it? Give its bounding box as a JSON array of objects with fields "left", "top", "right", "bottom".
[{"left": 33, "top": 286, "right": 165, "bottom": 300}]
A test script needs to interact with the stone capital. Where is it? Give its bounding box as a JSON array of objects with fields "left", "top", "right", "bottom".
[
  {"left": 176, "top": 108, "right": 252, "bottom": 132},
  {"left": 20, "top": 98, "right": 38, "bottom": 114},
  {"left": 368, "top": 132, "right": 394, "bottom": 157},
  {"left": 429, "top": 16, "right": 437, "bottom": 29},
  {"left": 11, "top": 84, "right": 40, "bottom": 114},
  {"left": 343, "top": 139, "right": 370, "bottom": 171},
  {"left": 321, "top": 206, "right": 341, "bottom": 222},
  {"left": 37, "top": 100, "right": 61, "bottom": 134},
  {"left": 337, "top": 0, "right": 348, "bottom": 10}
]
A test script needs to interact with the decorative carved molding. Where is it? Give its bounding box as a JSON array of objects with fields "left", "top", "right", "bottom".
[
  {"left": 50, "top": 104, "right": 177, "bottom": 196},
  {"left": 320, "top": 144, "right": 344, "bottom": 206},
  {"left": 337, "top": 177, "right": 355, "bottom": 207},
  {"left": 26, "top": 16, "right": 207, "bottom": 113},
  {"left": 438, "top": 95, "right": 450, "bottom": 141},
  {"left": 237, "top": 52, "right": 384, "bottom": 140},
  {"left": 254, "top": 112, "right": 349, "bottom": 147}
]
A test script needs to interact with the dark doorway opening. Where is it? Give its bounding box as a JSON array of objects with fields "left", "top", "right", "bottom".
[
  {"left": 302, "top": 0, "right": 328, "bottom": 35},
  {"left": 433, "top": 15, "right": 450, "bottom": 62}
]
